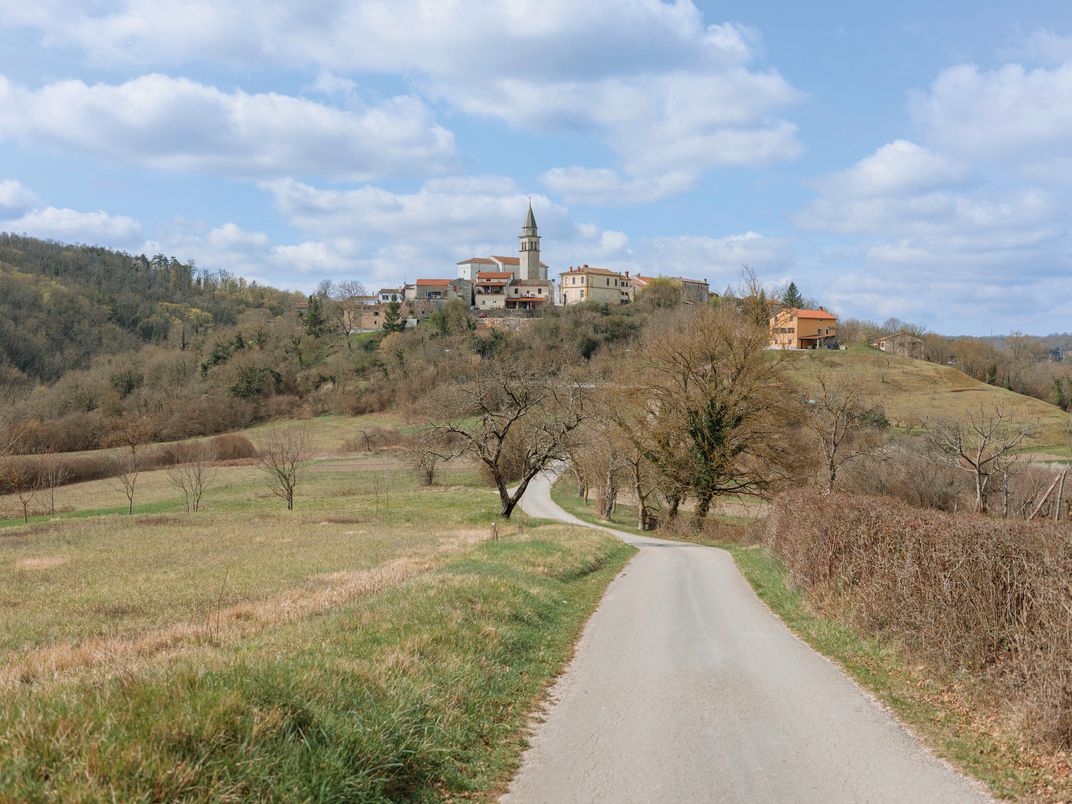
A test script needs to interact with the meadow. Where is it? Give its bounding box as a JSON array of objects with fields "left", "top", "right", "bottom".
[
  {"left": 0, "top": 415, "right": 634, "bottom": 800},
  {"left": 785, "top": 346, "right": 1072, "bottom": 456}
]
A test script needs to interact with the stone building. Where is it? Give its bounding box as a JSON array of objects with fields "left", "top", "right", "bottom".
[
  {"left": 559, "top": 265, "right": 632, "bottom": 306},
  {"left": 872, "top": 332, "right": 925, "bottom": 360}
]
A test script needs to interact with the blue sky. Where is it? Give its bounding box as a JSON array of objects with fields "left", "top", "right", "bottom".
[{"left": 1, "top": 1, "right": 1071, "bottom": 334}]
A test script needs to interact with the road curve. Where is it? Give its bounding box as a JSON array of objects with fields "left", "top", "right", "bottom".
[{"left": 504, "top": 471, "right": 989, "bottom": 804}]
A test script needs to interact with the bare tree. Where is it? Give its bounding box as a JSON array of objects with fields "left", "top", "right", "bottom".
[
  {"left": 105, "top": 417, "right": 154, "bottom": 515},
  {"left": 330, "top": 280, "right": 367, "bottom": 351},
  {"left": 258, "top": 428, "right": 312, "bottom": 510},
  {"left": 0, "top": 410, "right": 28, "bottom": 462},
  {"left": 113, "top": 451, "right": 141, "bottom": 515},
  {"left": 40, "top": 449, "right": 71, "bottom": 517},
  {"left": 928, "top": 405, "right": 1036, "bottom": 514},
  {"left": 428, "top": 359, "right": 588, "bottom": 519},
  {"left": 803, "top": 373, "right": 887, "bottom": 493},
  {"left": 624, "top": 445, "right": 661, "bottom": 530},
  {"left": 613, "top": 306, "right": 794, "bottom": 530},
  {"left": 400, "top": 429, "right": 449, "bottom": 486},
  {"left": 167, "top": 441, "right": 218, "bottom": 512},
  {"left": 2, "top": 457, "right": 41, "bottom": 523},
  {"left": 569, "top": 417, "right": 628, "bottom": 521}
]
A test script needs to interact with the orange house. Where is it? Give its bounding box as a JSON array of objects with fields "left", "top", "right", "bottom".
[{"left": 769, "top": 308, "right": 838, "bottom": 349}]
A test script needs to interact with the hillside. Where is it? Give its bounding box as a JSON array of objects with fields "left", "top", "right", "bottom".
[
  {"left": 785, "top": 347, "right": 1072, "bottom": 456},
  {"left": 0, "top": 234, "right": 299, "bottom": 385}
]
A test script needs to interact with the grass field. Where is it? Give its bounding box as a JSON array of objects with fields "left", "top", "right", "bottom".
[
  {"left": 0, "top": 417, "right": 635, "bottom": 799},
  {"left": 784, "top": 347, "right": 1072, "bottom": 456},
  {"left": 553, "top": 477, "right": 1065, "bottom": 800}
]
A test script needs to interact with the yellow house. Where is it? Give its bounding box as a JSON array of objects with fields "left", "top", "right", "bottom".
[
  {"left": 559, "top": 265, "right": 632, "bottom": 305},
  {"left": 769, "top": 307, "right": 838, "bottom": 349}
]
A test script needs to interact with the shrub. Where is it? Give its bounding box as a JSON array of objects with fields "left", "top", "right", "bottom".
[
  {"left": 209, "top": 434, "right": 259, "bottom": 461},
  {"left": 761, "top": 490, "right": 1072, "bottom": 746},
  {"left": 339, "top": 427, "right": 402, "bottom": 453}
]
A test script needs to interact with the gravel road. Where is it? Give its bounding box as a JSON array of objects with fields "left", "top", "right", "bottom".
[{"left": 503, "top": 471, "right": 989, "bottom": 804}]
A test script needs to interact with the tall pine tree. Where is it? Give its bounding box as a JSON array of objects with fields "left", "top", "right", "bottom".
[
  {"left": 781, "top": 281, "right": 804, "bottom": 309},
  {"left": 381, "top": 300, "right": 406, "bottom": 334},
  {"left": 303, "top": 295, "right": 327, "bottom": 337}
]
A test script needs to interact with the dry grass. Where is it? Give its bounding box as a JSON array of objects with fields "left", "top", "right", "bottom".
[
  {"left": 1, "top": 536, "right": 495, "bottom": 690},
  {"left": 784, "top": 348, "right": 1071, "bottom": 455},
  {"left": 0, "top": 413, "right": 636, "bottom": 800},
  {"left": 0, "top": 515, "right": 631, "bottom": 801},
  {"left": 0, "top": 446, "right": 490, "bottom": 656}
]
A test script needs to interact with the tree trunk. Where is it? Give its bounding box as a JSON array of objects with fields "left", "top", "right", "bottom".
[
  {"left": 692, "top": 492, "right": 712, "bottom": 531},
  {"left": 287, "top": 488, "right": 294, "bottom": 511},
  {"left": 632, "top": 464, "right": 648, "bottom": 531},
  {"left": 666, "top": 493, "right": 681, "bottom": 522}
]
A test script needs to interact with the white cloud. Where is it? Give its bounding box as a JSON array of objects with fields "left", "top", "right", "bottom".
[
  {"left": 0, "top": 74, "right": 457, "bottom": 180},
  {"left": 1003, "top": 29, "right": 1072, "bottom": 66},
  {"left": 623, "top": 232, "right": 788, "bottom": 288},
  {"left": 0, "top": 2, "right": 753, "bottom": 77},
  {"left": 797, "top": 139, "right": 1061, "bottom": 250},
  {"left": 911, "top": 62, "right": 1072, "bottom": 177},
  {"left": 0, "top": 2, "right": 802, "bottom": 203},
  {"left": 541, "top": 167, "right": 695, "bottom": 206},
  {"left": 0, "top": 179, "right": 38, "bottom": 215},
  {"left": 452, "top": 69, "right": 801, "bottom": 176},
  {"left": 816, "top": 140, "right": 966, "bottom": 198},
  {"left": 4, "top": 206, "right": 142, "bottom": 245}
]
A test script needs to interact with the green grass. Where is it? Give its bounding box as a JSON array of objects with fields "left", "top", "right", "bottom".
[
  {"left": 554, "top": 477, "right": 1049, "bottom": 800},
  {"left": 784, "top": 348, "right": 1072, "bottom": 456},
  {"left": 0, "top": 525, "right": 634, "bottom": 801},
  {"left": 0, "top": 457, "right": 493, "bottom": 655},
  {"left": 0, "top": 437, "right": 636, "bottom": 800}
]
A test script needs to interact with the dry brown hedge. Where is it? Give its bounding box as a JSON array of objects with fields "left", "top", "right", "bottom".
[
  {"left": 0, "top": 434, "right": 258, "bottom": 495},
  {"left": 761, "top": 490, "right": 1072, "bottom": 746}
]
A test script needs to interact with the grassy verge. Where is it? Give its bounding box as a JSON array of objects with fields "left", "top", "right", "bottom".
[
  {"left": 0, "top": 524, "right": 633, "bottom": 800},
  {"left": 551, "top": 476, "right": 1052, "bottom": 800}
]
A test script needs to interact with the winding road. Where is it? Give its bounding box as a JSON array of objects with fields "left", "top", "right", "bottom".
[{"left": 504, "top": 471, "right": 989, "bottom": 803}]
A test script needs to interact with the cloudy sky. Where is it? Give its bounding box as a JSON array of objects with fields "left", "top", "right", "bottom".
[{"left": 1, "top": 1, "right": 1071, "bottom": 334}]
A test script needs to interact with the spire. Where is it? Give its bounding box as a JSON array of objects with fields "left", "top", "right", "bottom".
[{"left": 523, "top": 200, "right": 537, "bottom": 233}]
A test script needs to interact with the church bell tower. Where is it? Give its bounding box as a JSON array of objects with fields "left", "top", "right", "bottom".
[{"left": 519, "top": 201, "right": 543, "bottom": 280}]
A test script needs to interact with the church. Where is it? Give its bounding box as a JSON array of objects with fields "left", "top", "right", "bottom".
[{"left": 457, "top": 203, "right": 555, "bottom": 311}]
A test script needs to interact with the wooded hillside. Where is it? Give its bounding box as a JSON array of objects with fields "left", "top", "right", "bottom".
[{"left": 0, "top": 234, "right": 298, "bottom": 385}]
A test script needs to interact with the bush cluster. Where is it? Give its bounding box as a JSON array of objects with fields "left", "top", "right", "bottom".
[{"left": 761, "top": 490, "right": 1072, "bottom": 745}]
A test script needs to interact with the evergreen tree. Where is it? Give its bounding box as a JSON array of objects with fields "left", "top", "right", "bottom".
[
  {"left": 381, "top": 301, "right": 406, "bottom": 334},
  {"left": 781, "top": 281, "right": 804, "bottom": 309},
  {"left": 303, "top": 295, "right": 326, "bottom": 338}
]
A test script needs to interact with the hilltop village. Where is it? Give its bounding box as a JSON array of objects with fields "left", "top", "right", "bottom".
[
  {"left": 320, "top": 203, "right": 892, "bottom": 354},
  {"left": 330, "top": 204, "right": 713, "bottom": 332}
]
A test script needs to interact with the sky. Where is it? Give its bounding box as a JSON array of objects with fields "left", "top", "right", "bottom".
[{"left": 1, "top": 1, "right": 1071, "bottom": 335}]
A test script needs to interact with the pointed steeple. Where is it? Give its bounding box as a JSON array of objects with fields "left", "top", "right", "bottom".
[
  {"left": 523, "top": 201, "right": 537, "bottom": 233},
  {"left": 519, "top": 199, "right": 543, "bottom": 280}
]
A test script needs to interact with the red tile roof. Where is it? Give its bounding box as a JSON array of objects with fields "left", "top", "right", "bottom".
[
  {"left": 457, "top": 257, "right": 496, "bottom": 265},
  {"left": 416, "top": 278, "right": 451, "bottom": 286},
  {"left": 491, "top": 255, "right": 520, "bottom": 265},
  {"left": 792, "top": 309, "right": 837, "bottom": 320},
  {"left": 561, "top": 265, "right": 624, "bottom": 277}
]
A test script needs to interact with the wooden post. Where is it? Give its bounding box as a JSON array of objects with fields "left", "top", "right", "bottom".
[
  {"left": 1055, "top": 470, "right": 1067, "bottom": 522},
  {"left": 1029, "top": 472, "right": 1064, "bottom": 521}
]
